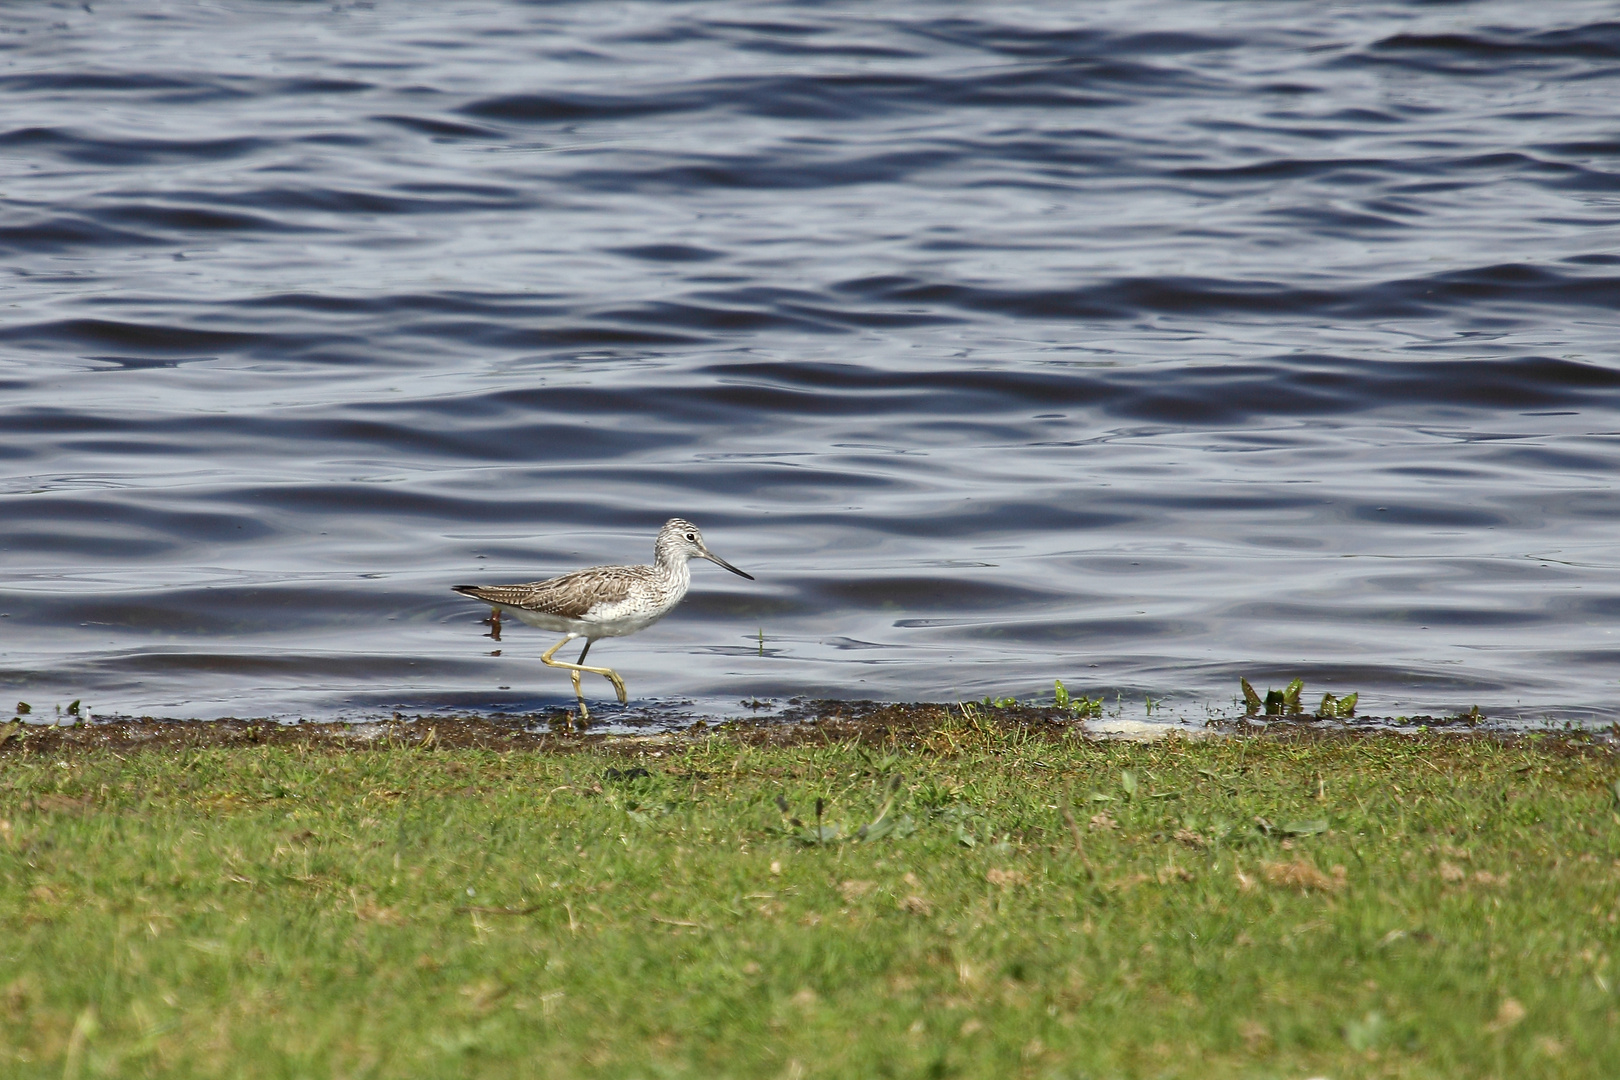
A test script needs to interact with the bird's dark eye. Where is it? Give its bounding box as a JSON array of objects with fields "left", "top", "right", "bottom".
[{"left": 685, "top": 532, "right": 696, "bottom": 542}]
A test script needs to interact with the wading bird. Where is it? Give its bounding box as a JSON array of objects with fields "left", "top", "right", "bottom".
[{"left": 453, "top": 518, "right": 753, "bottom": 717}]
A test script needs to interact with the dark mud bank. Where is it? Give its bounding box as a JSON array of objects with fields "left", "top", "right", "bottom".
[{"left": 0, "top": 700, "right": 1597, "bottom": 758}]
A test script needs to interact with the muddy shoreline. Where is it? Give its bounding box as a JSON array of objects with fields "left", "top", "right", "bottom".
[{"left": 0, "top": 700, "right": 1592, "bottom": 758}]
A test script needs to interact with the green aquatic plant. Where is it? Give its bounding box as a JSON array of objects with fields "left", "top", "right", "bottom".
[
  {"left": 1271, "top": 678, "right": 1304, "bottom": 715},
  {"left": 1315, "top": 690, "right": 1358, "bottom": 719},
  {"left": 1241, "top": 677, "right": 1358, "bottom": 719},
  {"left": 1053, "top": 679, "right": 1104, "bottom": 718}
]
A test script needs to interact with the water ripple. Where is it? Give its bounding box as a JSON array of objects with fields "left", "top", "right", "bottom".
[{"left": 1, "top": 1, "right": 1619, "bottom": 726}]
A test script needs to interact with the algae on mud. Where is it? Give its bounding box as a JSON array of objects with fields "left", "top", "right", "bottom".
[{"left": 2, "top": 711, "right": 1618, "bottom": 1078}]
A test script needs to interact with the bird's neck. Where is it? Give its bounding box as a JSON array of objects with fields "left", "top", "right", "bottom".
[{"left": 654, "top": 551, "right": 691, "bottom": 591}]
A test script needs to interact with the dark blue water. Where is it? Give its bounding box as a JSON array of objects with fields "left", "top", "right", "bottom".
[{"left": 3, "top": 1, "right": 1620, "bottom": 729}]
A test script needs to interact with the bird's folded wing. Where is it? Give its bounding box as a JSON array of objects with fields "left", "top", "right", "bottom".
[{"left": 452, "top": 566, "right": 638, "bottom": 620}]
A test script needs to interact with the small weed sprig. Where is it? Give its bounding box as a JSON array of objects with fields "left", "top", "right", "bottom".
[
  {"left": 772, "top": 773, "right": 917, "bottom": 846},
  {"left": 974, "top": 680, "right": 1103, "bottom": 718},
  {"left": 12, "top": 699, "right": 87, "bottom": 725}
]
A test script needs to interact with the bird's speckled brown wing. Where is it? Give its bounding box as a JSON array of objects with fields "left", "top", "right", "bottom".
[{"left": 452, "top": 565, "right": 643, "bottom": 620}]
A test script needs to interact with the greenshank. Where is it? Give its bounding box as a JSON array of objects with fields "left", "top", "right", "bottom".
[{"left": 453, "top": 518, "right": 753, "bottom": 717}]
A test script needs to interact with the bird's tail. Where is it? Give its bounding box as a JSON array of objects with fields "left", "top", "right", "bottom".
[{"left": 452, "top": 584, "right": 537, "bottom": 607}]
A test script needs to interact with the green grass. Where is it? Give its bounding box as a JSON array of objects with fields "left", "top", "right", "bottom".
[{"left": 3, "top": 725, "right": 1619, "bottom": 1078}]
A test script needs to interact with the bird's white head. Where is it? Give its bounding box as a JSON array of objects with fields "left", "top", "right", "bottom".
[{"left": 656, "top": 518, "right": 754, "bottom": 580}]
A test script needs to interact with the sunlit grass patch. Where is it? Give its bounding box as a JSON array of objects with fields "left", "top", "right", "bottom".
[{"left": 1, "top": 726, "right": 1617, "bottom": 1077}]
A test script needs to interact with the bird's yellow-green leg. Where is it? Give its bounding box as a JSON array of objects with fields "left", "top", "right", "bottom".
[
  {"left": 541, "top": 635, "right": 629, "bottom": 705},
  {"left": 566, "top": 666, "right": 588, "bottom": 720}
]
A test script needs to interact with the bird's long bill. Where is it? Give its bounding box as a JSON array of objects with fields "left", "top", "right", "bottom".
[{"left": 702, "top": 549, "right": 755, "bottom": 580}]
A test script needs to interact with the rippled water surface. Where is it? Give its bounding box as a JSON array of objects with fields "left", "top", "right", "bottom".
[{"left": 4, "top": 1, "right": 1620, "bottom": 726}]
